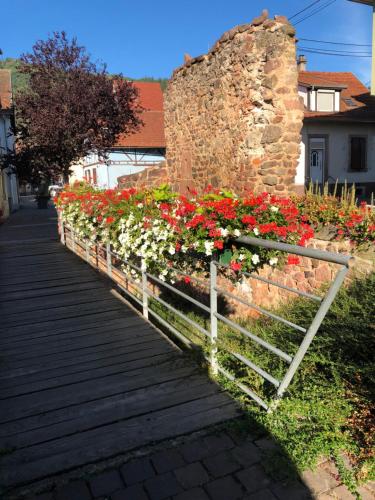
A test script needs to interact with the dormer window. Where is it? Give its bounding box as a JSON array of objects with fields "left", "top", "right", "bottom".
[{"left": 316, "top": 89, "right": 335, "bottom": 112}]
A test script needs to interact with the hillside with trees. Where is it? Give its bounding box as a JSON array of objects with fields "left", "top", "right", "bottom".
[{"left": 0, "top": 57, "right": 168, "bottom": 94}]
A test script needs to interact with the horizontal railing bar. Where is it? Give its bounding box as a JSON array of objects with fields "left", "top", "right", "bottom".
[
  {"left": 117, "top": 284, "right": 144, "bottom": 308},
  {"left": 215, "top": 287, "right": 306, "bottom": 333},
  {"left": 112, "top": 267, "right": 142, "bottom": 290},
  {"left": 234, "top": 236, "right": 351, "bottom": 266},
  {"left": 146, "top": 272, "right": 211, "bottom": 313},
  {"left": 241, "top": 270, "right": 322, "bottom": 302},
  {"left": 147, "top": 308, "right": 195, "bottom": 349},
  {"left": 217, "top": 365, "right": 269, "bottom": 410},
  {"left": 167, "top": 265, "right": 209, "bottom": 288},
  {"left": 214, "top": 260, "right": 322, "bottom": 302},
  {"left": 145, "top": 288, "right": 210, "bottom": 338},
  {"left": 228, "top": 351, "right": 280, "bottom": 387},
  {"left": 215, "top": 312, "right": 292, "bottom": 363}
]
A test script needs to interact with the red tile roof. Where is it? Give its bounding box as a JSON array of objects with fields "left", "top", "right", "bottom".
[
  {"left": 298, "top": 71, "right": 375, "bottom": 122},
  {"left": 0, "top": 69, "right": 12, "bottom": 110},
  {"left": 116, "top": 82, "right": 165, "bottom": 148}
]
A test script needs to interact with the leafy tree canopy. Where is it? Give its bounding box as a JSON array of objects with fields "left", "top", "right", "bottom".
[{"left": 3, "top": 32, "right": 143, "bottom": 182}]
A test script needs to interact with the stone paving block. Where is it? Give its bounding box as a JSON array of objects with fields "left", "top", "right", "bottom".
[
  {"left": 236, "top": 464, "right": 273, "bottom": 493},
  {"left": 231, "top": 441, "right": 262, "bottom": 467},
  {"left": 174, "top": 462, "right": 209, "bottom": 489},
  {"left": 89, "top": 470, "right": 124, "bottom": 498},
  {"left": 55, "top": 480, "right": 92, "bottom": 500},
  {"left": 173, "top": 486, "right": 210, "bottom": 500},
  {"left": 151, "top": 449, "right": 186, "bottom": 474},
  {"left": 204, "top": 475, "right": 244, "bottom": 500},
  {"left": 120, "top": 457, "right": 155, "bottom": 485},
  {"left": 111, "top": 484, "right": 148, "bottom": 500},
  {"left": 270, "top": 480, "right": 311, "bottom": 500},
  {"left": 34, "top": 493, "right": 55, "bottom": 500},
  {"left": 328, "top": 485, "right": 356, "bottom": 499},
  {"left": 144, "top": 471, "right": 183, "bottom": 500},
  {"left": 244, "top": 489, "right": 278, "bottom": 500},
  {"left": 203, "top": 450, "right": 240, "bottom": 478},
  {"left": 302, "top": 468, "right": 339, "bottom": 495},
  {"left": 254, "top": 438, "right": 280, "bottom": 453},
  {"left": 356, "top": 485, "right": 375, "bottom": 500},
  {"left": 180, "top": 434, "right": 234, "bottom": 463}
]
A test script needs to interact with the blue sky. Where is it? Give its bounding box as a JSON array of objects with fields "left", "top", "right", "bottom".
[{"left": 1, "top": 0, "right": 372, "bottom": 84}]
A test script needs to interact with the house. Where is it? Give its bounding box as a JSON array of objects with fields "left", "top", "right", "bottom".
[
  {"left": 70, "top": 82, "right": 166, "bottom": 189},
  {"left": 0, "top": 69, "right": 19, "bottom": 218},
  {"left": 295, "top": 56, "right": 375, "bottom": 199}
]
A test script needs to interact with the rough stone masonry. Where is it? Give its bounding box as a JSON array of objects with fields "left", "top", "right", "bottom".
[{"left": 119, "top": 10, "right": 304, "bottom": 195}]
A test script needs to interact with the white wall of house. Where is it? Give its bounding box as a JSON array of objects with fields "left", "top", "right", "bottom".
[
  {"left": 296, "top": 122, "right": 375, "bottom": 190},
  {"left": 71, "top": 150, "right": 165, "bottom": 189},
  {"left": 0, "top": 112, "right": 19, "bottom": 213}
]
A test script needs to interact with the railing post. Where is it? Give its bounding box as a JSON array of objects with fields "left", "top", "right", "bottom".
[
  {"left": 71, "top": 229, "right": 76, "bottom": 253},
  {"left": 85, "top": 241, "right": 90, "bottom": 263},
  {"left": 106, "top": 242, "right": 112, "bottom": 278},
  {"left": 60, "top": 217, "right": 65, "bottom": 245},
  {"left": 210, "top": 259, "right": 218, "bottom": 375},
  {"left": 142, "top": 271, "right": 149, "bottom": 319}
]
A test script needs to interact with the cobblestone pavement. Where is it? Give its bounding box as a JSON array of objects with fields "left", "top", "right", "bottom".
[{"left": 24, "top": 430, "right": 373, "bottom": 500}]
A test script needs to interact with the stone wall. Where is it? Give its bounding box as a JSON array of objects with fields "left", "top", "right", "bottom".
[
  {"left": 220, "top": 239, "right": 375, "bottom": 318},
  {"left": 119, "top": 11, "right": 304, "bottom": 195}
]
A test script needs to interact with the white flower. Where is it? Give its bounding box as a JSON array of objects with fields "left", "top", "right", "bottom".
[
  {"left": 233, "top": 229, "right": 241, "bottom": 237},
  {"left": 253, "top": 228, "right": 259, "bottom": 236},
  {"left": 238, "top": 254, "right": 245, "bottom": 261},
  {"left": 270, "top": 206, "right": 279, "bottom": 213},
  {"left": 220, "top": 228, "right": 228, "bottom": 237},
  {"left": 168, "top": 246, "right": 175, "bottom": 255},
  {"left": 251, "top": 254, "right": 260, "bottom": 265},
  {"left": 269, "top": 257, "right": 278, "bottom": 266},
  {"left": 204, "top": 240, "right": 214, "bottom": 256}
]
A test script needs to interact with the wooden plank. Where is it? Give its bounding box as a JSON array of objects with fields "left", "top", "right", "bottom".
[
  {"left": 0, "top": 395, "right": 239, "bottom": 487},
  {"left": 0, "top": 309, "right": 132, "bottom": 339},
  {"left": 0, "top": 334, "right": 170, "bottom": 378},
  {"left": 0, "top": 358, "right": 196, "bottom": 423},
  {"left": 0, "top": 325, "right": 159, "bottom": 363},
  {"left": 0, "top": 376, "right": 217, "bottom": 450},
  {"left": 0, "top": 344, "right": 175, "bottom": 398},
  {"left": 0, "top": 316, "right": 146, "bottom": 354},
  {"left": 0, "top": 275, "right": 100, "bottom": 294},
  {"left": 0, "top": 269, "right": 97, "bottom": 287},
  {"left": 0, "top": 299, "right": 123, "bottom": 328},
  {"left": 0, "top": 315, "right": 142, "bottom": 347},
  {"left": 1, "top": 287, "right": 113, "bottom": 315},
  {"left": 1, "top": 281, "right": 106, "bottom": 302}
]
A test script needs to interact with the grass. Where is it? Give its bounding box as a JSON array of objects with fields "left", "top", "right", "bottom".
[{"left": 147, "top": 272, "right": 375, "bottom": 490}]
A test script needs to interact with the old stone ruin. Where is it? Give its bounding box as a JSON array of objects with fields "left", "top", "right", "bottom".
[{"left": 119, "top": 10, "right": 304, "bottom": 195}]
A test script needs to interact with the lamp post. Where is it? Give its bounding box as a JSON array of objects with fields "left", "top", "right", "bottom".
[{"left": 348, "top": 0, "right": 375, "bottom": 94}]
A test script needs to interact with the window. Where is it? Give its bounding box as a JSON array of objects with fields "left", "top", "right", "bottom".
[
  {"left": 92, "top": 168, "right": 97, "bottom": 184},
  {"left": 316, "top": 91, "right": 335, "bottom": 112},
  {"left": 350, "top": 137, "right": 367, "bottom": 171}
]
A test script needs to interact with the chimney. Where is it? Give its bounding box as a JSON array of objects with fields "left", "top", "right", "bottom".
[{"left": 297, "top": 54, "right": 307, "bottom": 72}]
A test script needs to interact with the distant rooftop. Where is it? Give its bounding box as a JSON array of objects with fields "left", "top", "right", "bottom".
[
  {"left": 116, "top": 81, "right": 165, "bottom": 149},
  {"left": 0, "top": 69, "right": 12, "bottom": 110}
]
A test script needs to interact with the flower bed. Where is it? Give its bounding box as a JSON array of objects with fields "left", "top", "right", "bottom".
[{"left": 57, "top": 183, "right": 316, "bottom": 280}]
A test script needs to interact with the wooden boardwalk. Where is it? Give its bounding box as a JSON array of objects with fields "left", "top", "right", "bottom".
[{"left": 0, "top": 201, "right": 238, "bottom": 492}]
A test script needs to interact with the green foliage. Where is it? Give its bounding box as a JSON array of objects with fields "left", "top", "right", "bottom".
[
  {"left": 147, "top": 272, "right": 375, "bottom": 488},
  {"left": 0, "top": 57, "right": 30, "bottom": 94}
]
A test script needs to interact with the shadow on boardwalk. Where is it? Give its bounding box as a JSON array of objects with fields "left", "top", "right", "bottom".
[{"left": 0, "top": 198, "right": 314, "bottom": 499}]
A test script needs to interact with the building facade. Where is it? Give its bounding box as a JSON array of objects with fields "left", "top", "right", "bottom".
[
  {"left": 71, "top": 82, "right": 166, "bottom": 189},
  {"left": 296, "top": 63, "right": 375, "bottom": 199},
  {"left": 0, "top": 69, "right": 19, "bottom": 219}
]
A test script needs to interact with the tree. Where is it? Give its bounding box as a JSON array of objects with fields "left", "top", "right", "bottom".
[{"left": 7, "top": 32, "right": 141, "bottom": 182}]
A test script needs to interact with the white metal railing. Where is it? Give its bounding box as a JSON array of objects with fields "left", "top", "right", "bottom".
[{"left": 59, "top": 218, "right": 351, "bottom": 412}]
